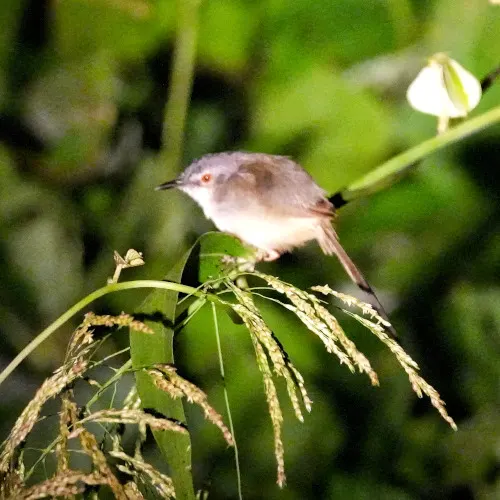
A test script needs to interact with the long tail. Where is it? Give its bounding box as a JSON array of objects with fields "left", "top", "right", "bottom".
[{"left": 317, "top": 222, "right": 398, "bottom": 338}]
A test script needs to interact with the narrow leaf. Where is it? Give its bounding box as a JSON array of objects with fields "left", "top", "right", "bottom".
[
  {"left": 198, "top": 232, "right": 254, "bottom": 283},
  {"left": 130, "top": 246, "right": 196, "bottom": 500}
]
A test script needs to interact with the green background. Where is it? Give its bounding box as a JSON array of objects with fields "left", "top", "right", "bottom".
[{"left": 1, "top": 0, "right": 499, "bottom": 498}]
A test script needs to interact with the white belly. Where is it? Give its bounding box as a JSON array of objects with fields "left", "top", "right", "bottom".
[{"left": 210, "top": 213, "right": 320, "bottom": 252}]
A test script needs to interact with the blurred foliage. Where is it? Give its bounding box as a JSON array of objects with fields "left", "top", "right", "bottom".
[{"left": 1, "top": 0, "right": 499, "bottom": 498}]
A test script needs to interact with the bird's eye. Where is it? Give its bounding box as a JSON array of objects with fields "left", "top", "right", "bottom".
[{"left": 201, "top": 173, "right": 212, "bottom": 183}]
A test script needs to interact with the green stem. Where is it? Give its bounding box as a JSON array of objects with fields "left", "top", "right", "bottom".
[
  {"left": 160, "top": 0, "right": 201, "bottom": 172},
  {"left": 0, "top": 280, "right": 208, "bottom": 388},
  {"left": 341, "top": 105, "right": 500, "bottom": 201},
  {"left": 86, "top": 358, "right": 133, "bottom": 409},
  {"left": 212, "top": 303, "right": 243, "bottom": 500}
]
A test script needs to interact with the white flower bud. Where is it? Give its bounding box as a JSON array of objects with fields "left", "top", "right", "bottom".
[{"left": 407, "top": 53, "right": 482, "bottom": 121}]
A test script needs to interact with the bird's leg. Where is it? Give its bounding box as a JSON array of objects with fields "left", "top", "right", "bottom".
[{"left": 258, "top": 249, "right": 281, "bottom": 262}]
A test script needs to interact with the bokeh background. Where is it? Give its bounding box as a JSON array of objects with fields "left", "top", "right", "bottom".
[{"left": 1, "top": 0, "right": 499, "bottom": 498}]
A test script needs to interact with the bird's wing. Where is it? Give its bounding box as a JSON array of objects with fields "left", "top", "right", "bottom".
[
  {"left": 229, "top": 158, "right": 335, "bottom": 219},
  {"left": 307, "top": 198, "right": 336, "bottom": 218}
]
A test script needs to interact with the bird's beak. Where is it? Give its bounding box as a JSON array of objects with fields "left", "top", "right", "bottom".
[{"left": 155, "top": 179, "right": 180, "bottom": 191}]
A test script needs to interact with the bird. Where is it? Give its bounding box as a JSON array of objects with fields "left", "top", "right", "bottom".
[{"left": 156, "top": 151, "right": 396, "bottom": 335}]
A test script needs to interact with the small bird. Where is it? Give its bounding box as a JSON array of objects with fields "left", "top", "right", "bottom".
[{"left": 157, "top": 152, "right": 395, "bottom": 334}]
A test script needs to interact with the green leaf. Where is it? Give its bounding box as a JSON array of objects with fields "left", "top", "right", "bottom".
[
  {"left": 130, "top": 233, "right": 247, "bottom": 497},
  {"left": 198, "top": 231, "right": 253, "bottom": 283},
  {"left": 130, "top": 246, "right": 196, "bottom": 500}
]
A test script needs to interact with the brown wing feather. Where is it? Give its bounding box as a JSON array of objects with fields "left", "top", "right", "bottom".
[
  {"left": 232, "top": 157, "right": 335, "bottom": 218},
  {"left": 308, "top": 198, "right": 336, "bottom": 218}
]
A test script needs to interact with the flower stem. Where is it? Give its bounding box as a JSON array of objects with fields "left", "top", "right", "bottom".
[{"left": 0, "top": 280, "right": 207, "bottom": 388}]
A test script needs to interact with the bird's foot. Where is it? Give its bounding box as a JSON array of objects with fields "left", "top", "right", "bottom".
[{"left": 255, "top": 249, "right": 281, "bottom": 262}]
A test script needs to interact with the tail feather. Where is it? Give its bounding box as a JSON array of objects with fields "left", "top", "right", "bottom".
[{"left": 318, "top": 222, "right": 398, "bottom": 338}]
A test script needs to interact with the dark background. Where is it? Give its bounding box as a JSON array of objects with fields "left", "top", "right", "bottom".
[{"left": 1, "top": 1, "right": 499, "bottom": 498}]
